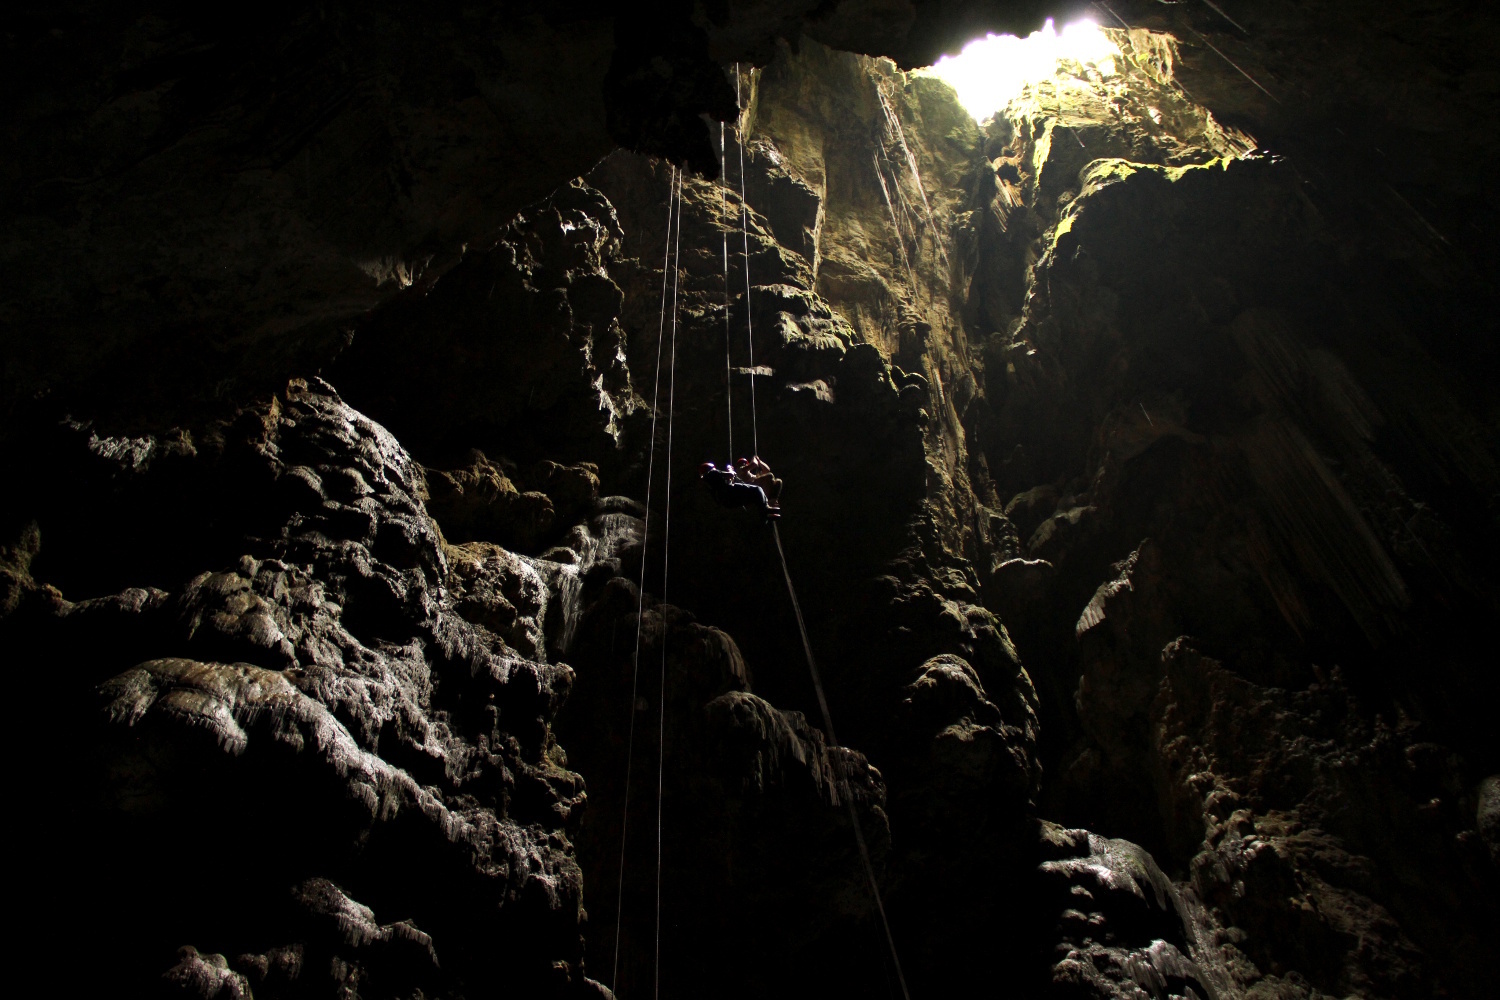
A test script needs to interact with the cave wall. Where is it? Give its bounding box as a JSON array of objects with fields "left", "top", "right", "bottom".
[
  {"left": 3, "top": 2, "right": 1499, "bottom": 999},
  {"left": 1, "top": 0, "right": 1058, "bottom": 431}
]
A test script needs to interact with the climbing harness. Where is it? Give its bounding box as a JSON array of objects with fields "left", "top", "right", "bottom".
[
  {"left": 612, "top": 164, "right": 681, "bottom": 997},
  {"left": 698, "top": 460, "right": 780, "bottom": 520}
]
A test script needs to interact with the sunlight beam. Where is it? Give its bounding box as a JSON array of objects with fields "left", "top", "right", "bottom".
[{"left": 924, "top": 19, "right": 1121, "bottom": 122}]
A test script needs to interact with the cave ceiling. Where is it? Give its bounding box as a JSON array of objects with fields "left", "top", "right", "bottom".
[{"left": 7, "top": 0, "right": 1495, "bottom": 429}]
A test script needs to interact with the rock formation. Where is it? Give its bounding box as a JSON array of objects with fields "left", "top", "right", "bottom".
[{"left": 3, "top": 2, "right": 1497, "bottom": 998}]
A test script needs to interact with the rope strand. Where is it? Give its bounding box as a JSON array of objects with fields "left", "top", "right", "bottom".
[
  {"left": 735, "top": 64, "right": 760, "bottom": 457},
  {"left": 721, "top": 122, "right": 734, "bottom": 459},
  {"left": 612, "top": 164, "right": 678, "bottom": 996},
  {"left": 654, "top": 165, "right": 684, "bottom": 1000},
  {"left": 772, "top": 523, "right": 913, "bottom": 1000}
]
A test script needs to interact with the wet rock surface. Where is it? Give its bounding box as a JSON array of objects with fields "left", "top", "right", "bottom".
[{"left": 4, "top": 4, "right": 1500, "bottom": 998}]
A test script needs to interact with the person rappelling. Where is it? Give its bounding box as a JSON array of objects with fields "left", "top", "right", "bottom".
[
  {"left": 698, "top": 456, "right": 782, "bottom": 519},
  {"left": 735, "top": 456, "right": 782, "bottom": 511},
  {"left": 617, "top": 95, "right": 909, "bottom": 998}
]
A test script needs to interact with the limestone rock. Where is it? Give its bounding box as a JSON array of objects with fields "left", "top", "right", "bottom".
[
  {"left": 8, "top": 379, "right": 603, "bottom": 997},
  {"left": 7, "top": 5, "right": 1500, "bottom": 997},
  {"left": 1479, "top": 776, "right": 1500, "bottom": 866},
  {"left": 1038, "top": 824, "right": 1230, "bottom": 1000}
]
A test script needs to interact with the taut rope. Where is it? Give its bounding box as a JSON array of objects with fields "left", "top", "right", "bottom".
[
  {"left": 612, "top": 164, "right": 680, "bottom": 996},
  {"left": 771, "top": 523, "right": 913, "bottom": 1000}
]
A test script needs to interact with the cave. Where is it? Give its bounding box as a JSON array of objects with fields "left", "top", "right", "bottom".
[{"left": 4, "top": 2, "right": 1498, "bottom": 998}]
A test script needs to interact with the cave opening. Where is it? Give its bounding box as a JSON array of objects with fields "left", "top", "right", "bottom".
[{"left": 922, "top": 16, "right": 1122, "bottom": 122}]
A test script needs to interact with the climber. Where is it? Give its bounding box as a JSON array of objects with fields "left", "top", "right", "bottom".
[
  {"left": 698, "top": 460, "right": 780, "bottom": 520},
  {"left": 733, "top": 456, "right": 783, "bottom": 513}
]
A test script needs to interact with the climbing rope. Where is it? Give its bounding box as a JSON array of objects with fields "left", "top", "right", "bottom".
[
  {"left": 1200, "top": 0, "right": 1249, "bottom": 36},
  {"left": 721, "top": 123, "right": 735, "bottom": 460},
  {"left": 876, "top": 80, "right": 948, "bottom": 269},
  {"left": 1188, "top": 27, "right": 1279, "bottom": 104},
  {"left": 734, "top": 65, "right": 761, "bottom": 455},
  {"left": 873, "top": 146, "right": 919, "bottom": 293},
  {"left": 771, "top": 523, "right": 913, "bottom": 1000},
  {"left": 654, "top": 163, "right": 684, "bottom": 1000},
  {"left": 619, "top": 83, "right": 904, "bottom": 998},
  {"left": 727, "top": 94, "right": 895, "bottom": 982},
  {"left": 1093, "top": 0, "right": 1130, "bottom": 30},
  {"left": 612, "top": 164, "right": 680, "bottom": 996}
]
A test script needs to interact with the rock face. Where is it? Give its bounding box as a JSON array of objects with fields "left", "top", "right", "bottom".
[
  {"left": 0, "top": 1, "right": 1052, "bottom": 430},
  {"left": 4, "top": 4, "right": 1500, "bottom": 999},
  {"left": 6, "top": 380, "right": 603, "bottom": 996}
]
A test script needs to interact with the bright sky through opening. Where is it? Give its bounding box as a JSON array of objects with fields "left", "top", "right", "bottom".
[{"left": 925, "top": 19, "right": 1121, "bottom": 122}]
